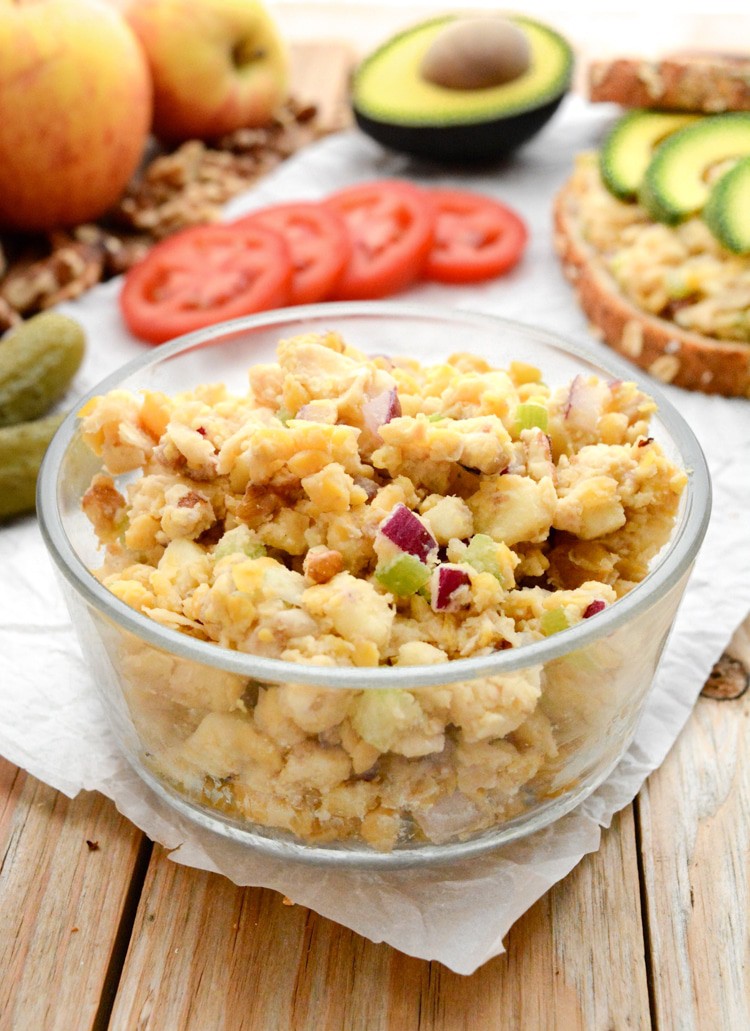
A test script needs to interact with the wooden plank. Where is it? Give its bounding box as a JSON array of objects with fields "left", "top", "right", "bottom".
[
  {"left": 109, "top": 808, "right": 649, "bottom": 1030},
  {"left": 637, "top": 690, "right": 750, "bottom": 1031},
  {"left": 386, "top": 808, "right": 650, "bottom": 1031},
  {"left": 108, "top": 849, "right": 313, "bottom": 1031},
  {"left": 288, "top": 40, "right": 355, "bottom": 131},
  {"left": 0, "top": 758, "right": 148, "bottom": 1031}
]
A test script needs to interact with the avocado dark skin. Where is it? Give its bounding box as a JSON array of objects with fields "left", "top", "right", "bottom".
[
  {"left": 354, "top": 95, "right": 567, "bottom": 165},
  {"left": 350, "top": 15, "right": 573, "bottom": 165}
]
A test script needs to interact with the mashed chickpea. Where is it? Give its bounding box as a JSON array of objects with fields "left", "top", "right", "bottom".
[{"left": 79, "top": 331, "right": 687, "bottom": 849}]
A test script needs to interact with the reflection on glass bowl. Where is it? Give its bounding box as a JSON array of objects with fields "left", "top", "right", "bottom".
[{"left": 37, "top": 303, "right": 710, "bottom": 868}]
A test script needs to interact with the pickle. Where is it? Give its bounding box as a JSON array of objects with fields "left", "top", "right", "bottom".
[
  {"left": 0, "top": 312, "right": 85, "bottom": 427},
  {"left": 0, "top": 411, "right": 65, "bottom": 520}
]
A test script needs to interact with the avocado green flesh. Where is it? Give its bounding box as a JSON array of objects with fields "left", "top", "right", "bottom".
[
  {"left": 600, "top": 110, "right": 700, "bottom": 201},
  {"left": 703, "top": 155, "right": 750, "bottom": 254},
  {"left": 352, "top": 16, "right": 572, "bottom": 127},
  {"left": 641, "top": 113, "right": 750, "bottom": 223}
]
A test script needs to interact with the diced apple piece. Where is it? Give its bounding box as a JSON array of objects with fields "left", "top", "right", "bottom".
[
  {"left": 378, "top": 503, "right": 437, "bottom": 563},
  {"left": 430, "top": 564, "right": 471, "bottom": 612}
]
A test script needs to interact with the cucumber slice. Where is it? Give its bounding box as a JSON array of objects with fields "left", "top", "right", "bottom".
[
  {"left": 600, "top": 109, "right": 700, "bottom": 201},
  {"left": 640, "top": 112, "right": 750, "bottom": 224},
  {"left": 703, "top": 155, "right": 750, "bottom": 254}
]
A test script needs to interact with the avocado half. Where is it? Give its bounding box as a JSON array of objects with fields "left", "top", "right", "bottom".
[{"left": 351, "top": 15, "right": 574, "bottom": 163}]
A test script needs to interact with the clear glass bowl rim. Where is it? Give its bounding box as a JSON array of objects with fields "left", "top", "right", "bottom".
[{"left": 38, "top": 301, "right": 712, "bottom": 691}]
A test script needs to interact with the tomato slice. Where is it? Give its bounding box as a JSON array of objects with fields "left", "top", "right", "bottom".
[
  {"left": 423, "top": 189, "right": 528, "bottom": 284},
  {"left": 120, "top": 223, "right": 292, "bottom": 344},
  {"left": 233, "top": 202, "right": 352, "bottom": 306},
  {"left": 324, "top": 180, "right": 435, "bottom": 300}
]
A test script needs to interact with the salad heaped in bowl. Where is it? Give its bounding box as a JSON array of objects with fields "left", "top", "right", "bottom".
[{"left": 70, "top": 319, "right": 692, "bottom": 857}]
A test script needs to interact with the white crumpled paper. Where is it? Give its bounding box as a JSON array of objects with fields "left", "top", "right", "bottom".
[{"left": 1, "top": 96, "right": 749, "bottom": 975}]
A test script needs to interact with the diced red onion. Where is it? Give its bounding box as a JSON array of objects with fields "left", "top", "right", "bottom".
[
  {"left": 583, "top": 599, "right": 606, "bottom": 618},
  {"left": 379, "top": 503, "right": 436, "bottom": 562},
  {"left": 363, "top": 387, "right": 401, "bottom": 438},
  {"left": 296, "top": 403, "right": 332, "bottom": 423},
  {"left": 564, "top": 374, "right": 606, "bottom": 430},
  {"left": 431, "top": 564, "right": 471, "bottom": 612}
]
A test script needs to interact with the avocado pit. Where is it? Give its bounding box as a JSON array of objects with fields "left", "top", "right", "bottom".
[
  {"left": 351, "top": 14, "right": 574, "bottom": 164},
  {"left": 420, "top": 17, "right": 531, "bottom": 91}
]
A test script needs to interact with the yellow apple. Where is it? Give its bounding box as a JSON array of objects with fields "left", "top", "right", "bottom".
[
  {"left": 0, "top": 0, "right": 152, "bottom": 232},
  {"left": 125, "top": 0, "right": 289, "bottom": 143}
]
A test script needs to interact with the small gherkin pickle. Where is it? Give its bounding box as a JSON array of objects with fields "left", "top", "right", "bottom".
[
  {"left": 0, "top": 412, "right": 65, "bottom": 520},
  {"left": 0, "top": 312, "right": 85, "bottom": 428}
]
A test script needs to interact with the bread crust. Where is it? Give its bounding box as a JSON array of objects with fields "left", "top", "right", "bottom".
[
  {"left": 553, "top": 176, "right": 750, "bottom": 397},
  {"left": 588, "top": 56, "right": 750, "bottom": 113}
]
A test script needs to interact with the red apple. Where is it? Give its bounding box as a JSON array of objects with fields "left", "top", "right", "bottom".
[
  {"left": 126, "top": 0, "right": 290, "bottom": 144},
  {"left": 0, "top": 0, "right": 152, "bottom": 232}
]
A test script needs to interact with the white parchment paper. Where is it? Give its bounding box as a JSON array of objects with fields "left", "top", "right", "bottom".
[{"left": 1, "top": 96, "right": 749, "bottom": 975}]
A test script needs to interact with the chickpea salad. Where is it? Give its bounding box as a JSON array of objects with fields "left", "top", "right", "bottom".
[{"left": 78, "top": 331, "right": 687, "bottom": 849}]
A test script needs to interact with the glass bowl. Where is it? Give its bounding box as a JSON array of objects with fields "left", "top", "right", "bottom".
[{"left": 37, "top": 302, "right": 711, "bottom": 868}]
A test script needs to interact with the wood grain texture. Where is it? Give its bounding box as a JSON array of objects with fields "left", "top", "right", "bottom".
[
  {"left": 0, "top": 758, "right": 146, "bottom": 1031},
  {"left": 108, "top": 809, "right": 649, "bottom": 1030},
  {"left": 391, "top": 806, "right": 651, "bottom": 1031},
  {"left": 638, "top": 692, "right": 750, "bottom": 1031},
  {"left": 288, "top": 40, "right": 354, "bottom": 131}
]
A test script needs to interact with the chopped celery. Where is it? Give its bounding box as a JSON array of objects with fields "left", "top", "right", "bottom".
[
  {"left": 514, "top": 401, "right": 549, "bottom": 433},
  {"left": 540, "top": 607, "right": 570, "bottom": 636},
  {"left": 276, "top": 406, "right": 292, "bottom": 425},
  {"left": 427, "top": 412, "right": 448, "bottom": 422},
  {"left": 214, "top": 526, "right": 267, "bottom": 560},
  {"left": 465, "top": 534, "right": 504, "bottom": 582},
  {"left": 375, "top": 553, "right": 431, "bottom": 596}
]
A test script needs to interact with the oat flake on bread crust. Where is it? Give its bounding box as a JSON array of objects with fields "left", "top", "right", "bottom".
[{"left": 588, "top": 55, "right": 750, "bottom": 113}]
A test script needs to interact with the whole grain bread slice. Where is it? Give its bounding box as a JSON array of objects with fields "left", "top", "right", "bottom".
[
  {"left": 588, "top": 54, "right": 750, "bottom": 113},
  {"left": 553, "top": 176, "right": 750, "bottom": 397}
]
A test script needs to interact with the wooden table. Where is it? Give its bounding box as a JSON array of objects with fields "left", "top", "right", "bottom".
[{"left": 2, "top": 17, "right": 750, "bottom": 1031}]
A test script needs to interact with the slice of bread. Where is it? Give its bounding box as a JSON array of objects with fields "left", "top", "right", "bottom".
[
  {"left": 588, "top": 55, "right": 750, "bottom": 113},
  {"left": 553, "top": 170, "right": 750, "bottom": 397}
]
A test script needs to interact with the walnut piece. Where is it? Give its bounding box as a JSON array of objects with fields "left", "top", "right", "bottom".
[
  {"left": 0, "top": 97, "right": 328, "bottom": 328},
  {"left": 0, "top": 238, "right": 103, "bottom": 315},
  {"left": 701, "top": 653, "right": 749, "bottom": 700},
  {"left": 303, "top": 546, "right": 345, "bottom": 584}
]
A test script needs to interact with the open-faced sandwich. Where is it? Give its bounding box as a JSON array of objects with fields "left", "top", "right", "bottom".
[{"left": 554, "top": 52, "right": 750, "bottom": 397}]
